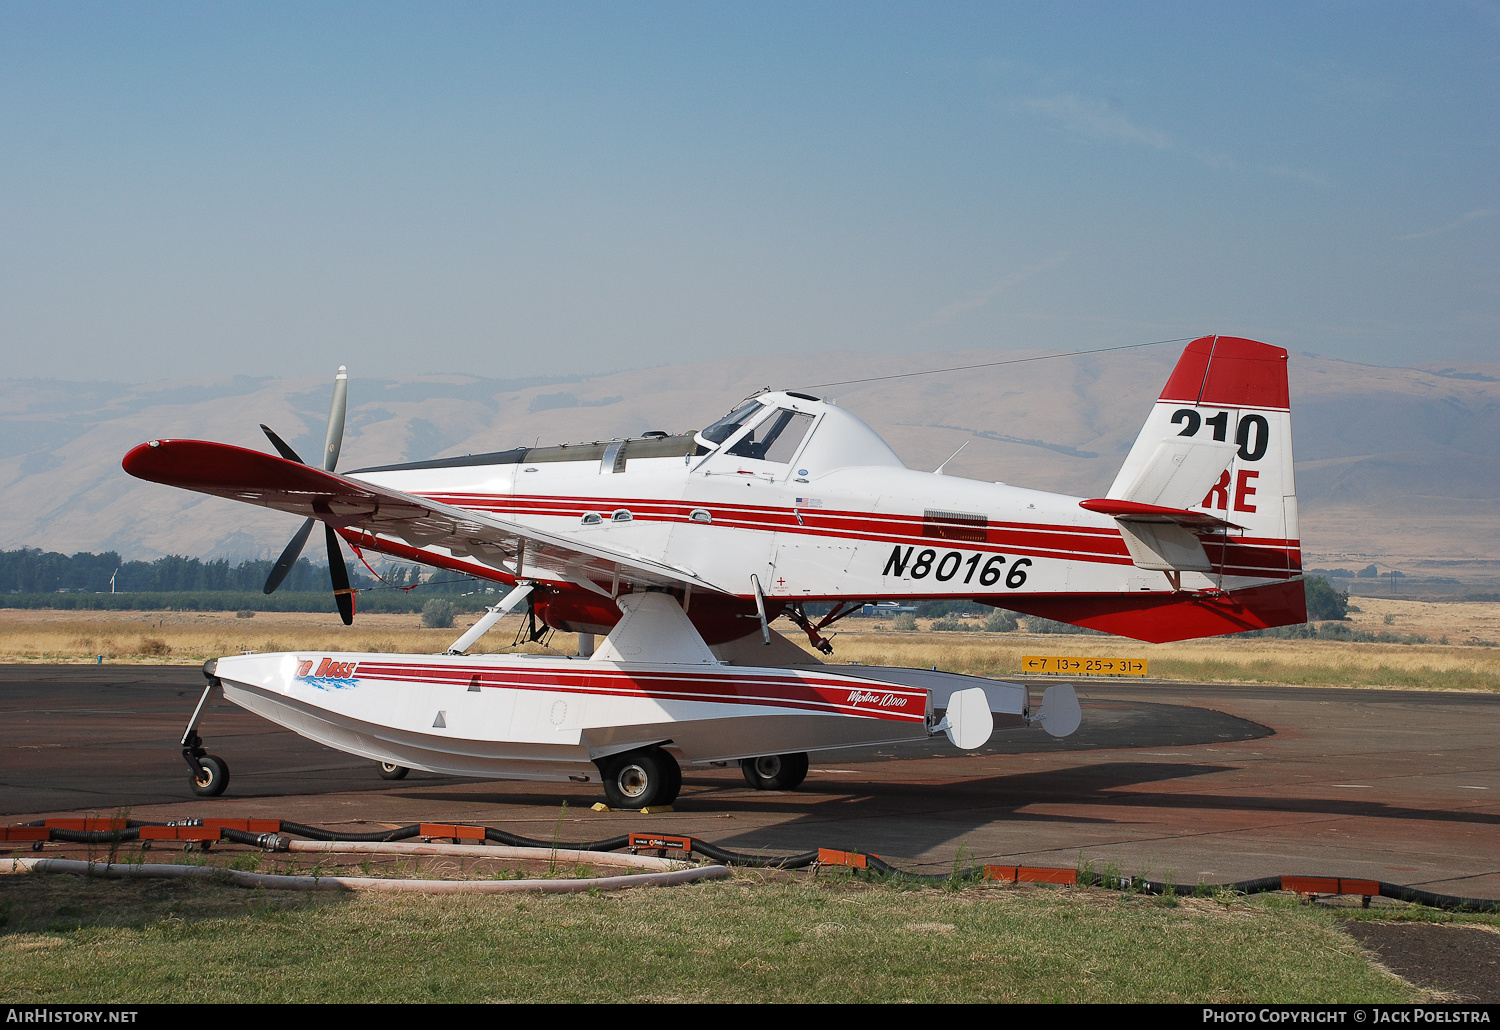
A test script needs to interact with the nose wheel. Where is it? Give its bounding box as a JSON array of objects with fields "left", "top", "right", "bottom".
[{"left": 189, "top": 751, "right": 230, "bottom": 797}]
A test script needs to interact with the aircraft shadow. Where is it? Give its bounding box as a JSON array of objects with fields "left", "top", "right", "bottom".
[{"left": 688, "top": 759, "right": 1500, "bottom": 857}]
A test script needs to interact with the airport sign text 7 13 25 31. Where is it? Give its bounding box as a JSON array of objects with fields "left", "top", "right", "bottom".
[{"left": 1022, "top": 656, "right": 1148, "bottom": 676}]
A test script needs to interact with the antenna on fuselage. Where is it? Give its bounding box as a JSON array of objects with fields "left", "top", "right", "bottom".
[{"left": 934, "top": 440, "right": 969, "bottom": 476}]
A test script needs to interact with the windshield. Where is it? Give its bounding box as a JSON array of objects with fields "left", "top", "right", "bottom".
[
  {"left": 726, "top": 409, "right": 816, "bottom": 463},
  {"left": 699, "top": 401, "right": 765, "bottom": 445}
]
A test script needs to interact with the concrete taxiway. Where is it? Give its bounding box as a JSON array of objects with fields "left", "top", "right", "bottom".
[{"left": 2, "top": 664, "right": 1496, "bottom": 896}]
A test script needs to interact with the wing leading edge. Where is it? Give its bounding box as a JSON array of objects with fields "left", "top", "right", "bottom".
[{"left": 122, "top": 439, "right": 727, "bottom": 598}]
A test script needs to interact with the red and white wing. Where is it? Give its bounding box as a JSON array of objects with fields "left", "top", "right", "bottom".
[{"left": 122, "top": 439, "right": 727, "bottom": 596}]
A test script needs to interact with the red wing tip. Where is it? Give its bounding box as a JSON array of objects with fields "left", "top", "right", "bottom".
[
  {"left": 122, "top": 441, "right": 161, "bottom": 473},
  {"left": 123, "top": 438, "right": 192, "bottom": 475}
]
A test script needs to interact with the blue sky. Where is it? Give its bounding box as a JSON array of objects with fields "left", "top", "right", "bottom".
[{"left": 1, "top": 2, "right": 1495, "bottom": 380}]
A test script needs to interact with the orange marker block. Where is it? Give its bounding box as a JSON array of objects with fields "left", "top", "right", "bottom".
[
  {"left": 1282, "top": 876, "right": 1379, "bottom": 898},
  {"left": 139, "top": 826, "right": 222, "bottom": 842},
  {"left": 1016, "top": 866, "right": 1077, "bottom": 885},
  {"left": 204, "top": 818, "right": 281, "bottom": 833},
  {"left": 45, "top": 818, "right": 128, "bottom": 832}
]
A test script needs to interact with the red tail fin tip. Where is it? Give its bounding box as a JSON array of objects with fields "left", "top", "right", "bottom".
[{"left": 1158, "top": 335, "right": 1290, "bottom": 410}]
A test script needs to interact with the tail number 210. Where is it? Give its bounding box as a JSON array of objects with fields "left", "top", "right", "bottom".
[{"left": 882, "top": 547, "right": 1030, "bottom": 588}]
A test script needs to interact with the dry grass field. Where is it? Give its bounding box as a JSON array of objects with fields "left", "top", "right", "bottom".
[
  {"left": 834, "top": 596, "right": 1500, "bottom": 692},
  {"left": 2, "top": 598, "right": 1498, "bottom": 691},
  {"left": 0, "top": 608, "right": 564, "bottom": 663}
]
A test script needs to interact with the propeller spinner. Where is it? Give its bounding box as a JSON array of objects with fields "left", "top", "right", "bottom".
[{"left": 261, "top": 365, "right": 355, "bottom": 625}]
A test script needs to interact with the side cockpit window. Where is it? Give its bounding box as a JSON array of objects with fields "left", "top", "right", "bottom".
[
  {"left": 699, "top": 401, "right": 764, "bottom": 445},
  {"left": 727, "top": 409, "right": 816, "bottom": 463}
]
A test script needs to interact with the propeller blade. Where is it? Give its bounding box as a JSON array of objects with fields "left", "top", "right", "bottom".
[
  {"left": 260, "top": 424, "right": 305, "bottom": 464},
  {"left": 323, "top": 365, "right": 348, "bottom": 472},
  {"left": 265, "top": 518, "right": 315, "bottom": 594},
  {"left": 326, "top": 523, "right": 355, "bottom": 626}
]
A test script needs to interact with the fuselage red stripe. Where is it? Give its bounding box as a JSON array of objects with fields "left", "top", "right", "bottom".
[
  {"left": 418, "top": 491, "right": 1302, "bottom": 572},
  {"left": 344, "top": 662, "right": 927, "bottom": 722},
  {"left": 420, "top": 491, "right": 1138, "bottom": 562},
  {"left": 346, "top": 486, "right": 1302, "bottom": 590}
]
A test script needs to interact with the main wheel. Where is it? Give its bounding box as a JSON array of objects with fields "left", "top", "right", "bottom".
[
  {"left": 597, "top": 749, "right": 671, "bottom": 809},
  {"left": 378, "top": 762, "right": 409, "bottom": 780},
  {"left": 740, "top": 752, "right": 809, "bottom": 791},
  {"left": 656, "top": 751, "right": 683, "bottom": 805},
  {"left": 190, "top": 754, "right": 229, "bottom": 797}
]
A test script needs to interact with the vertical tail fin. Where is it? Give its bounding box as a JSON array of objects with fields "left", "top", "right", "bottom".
[
  {"left": 1108, "top": 335, "right": 1299, "bottom": 582},
  {"left": 960, "top": 337, "right": 1307, "bottom": 642}
]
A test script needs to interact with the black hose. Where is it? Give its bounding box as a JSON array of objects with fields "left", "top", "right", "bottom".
[
  {"left": 1379, "top": 882, "right": 1500, "bottom": 913},
  {"left": 689, "top": 839, "right": 820, "bottom": 869},
  {"left": 864, "top": 853, "right": 981, "bottom": 883},
  {"left": 482, "top": 828, "right": 632, "bottom": 852},
  {"left": 23, "top": 814, "right": 1500, "bottom": 912},
  {"left": 218, "top": 828, "right": 289, "bottom": 850},
  {"left": 47, "top": 828, "right": 141, "bottom": 844}
]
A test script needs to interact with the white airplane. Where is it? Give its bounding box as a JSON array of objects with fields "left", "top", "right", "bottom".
[{"left": 125, "top": 335, "right": 1303, "bottom": 807}]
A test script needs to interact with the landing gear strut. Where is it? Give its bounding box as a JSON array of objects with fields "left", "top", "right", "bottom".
[{"left": 182, "top": 661, "right": 230, "bottom": 797}]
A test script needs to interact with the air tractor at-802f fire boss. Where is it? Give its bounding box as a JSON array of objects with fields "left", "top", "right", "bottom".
[{"left": 125, "top": 336, "right": 1302, "bottom": 807}]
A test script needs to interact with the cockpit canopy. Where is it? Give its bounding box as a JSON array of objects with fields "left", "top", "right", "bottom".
[
  {"left": 695, "top": 392, "right": 905, "bottom": 474},
  {"left": 699, "top": 401, "right": 763, "bottom": 446}
]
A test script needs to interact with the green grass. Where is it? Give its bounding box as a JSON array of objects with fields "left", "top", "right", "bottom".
[{"left": 0, "top": 870, "right": 1427, "bottom": 1003}]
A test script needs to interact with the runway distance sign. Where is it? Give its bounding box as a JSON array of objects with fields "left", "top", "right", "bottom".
[{"left": 1022, "top": 655, "right": 1148, "bottom": 676}]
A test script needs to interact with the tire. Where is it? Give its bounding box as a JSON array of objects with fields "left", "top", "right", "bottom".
[
  {"left": 597, "top": 749, "right": 670, "bottom": 809},
  {"left": 657, "top": 752, "right": 683, "bottom": 806},
  {"left": 190, "top": 754, "right": 230, "bottom": 797},
  {"left": 378, "top": 762, "right": 409, "bottom": 780},
  {"left": 740, "top": 752, "right": 809, "bottom": 791}
]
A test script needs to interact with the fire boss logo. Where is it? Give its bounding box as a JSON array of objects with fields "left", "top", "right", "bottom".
[
  {"left": 296, "top": 657, "right": 360, "bottom": 688},
  {"left": 847, "top": 689, "right": 908, "bottom": 709}
]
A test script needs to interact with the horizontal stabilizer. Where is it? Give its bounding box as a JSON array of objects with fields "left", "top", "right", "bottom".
[
  {"left": 1079, "top": 498, "right": 1238, "bottom": 530},
  {"left": 1080, "top": 499, "right": 1236, "bottom": 574},
  {"left": 1115, "top": 521, "right": 1211, "bottom": 572}
]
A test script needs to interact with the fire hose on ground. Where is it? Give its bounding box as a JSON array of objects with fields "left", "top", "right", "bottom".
[{"left": 4, "top": 815, "right": 1497, "bottom": 910}]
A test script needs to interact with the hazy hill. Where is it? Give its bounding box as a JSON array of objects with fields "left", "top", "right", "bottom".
[{"left": 2, "top": 348, "right": 1496, "bottom": 590}]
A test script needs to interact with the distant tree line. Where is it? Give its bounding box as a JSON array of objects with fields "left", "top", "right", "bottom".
[{"left": 0, "top": 547, "right": 488, "bottom": 596}]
